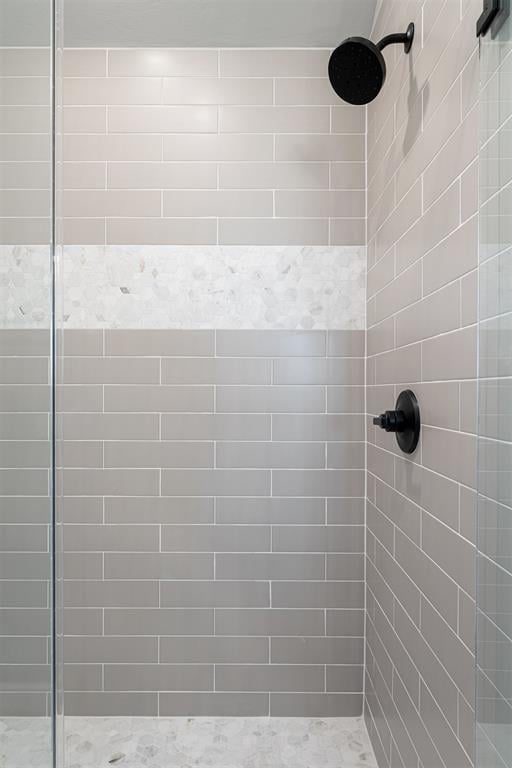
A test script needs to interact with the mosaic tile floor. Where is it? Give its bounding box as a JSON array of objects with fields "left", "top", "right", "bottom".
[{"left": 0, "top": 716, "right": 377, "bottom": 768}]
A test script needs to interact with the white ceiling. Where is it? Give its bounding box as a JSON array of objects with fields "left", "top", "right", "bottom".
[{"left": 0, "top": 0, "right": 377, "bottom": 47}]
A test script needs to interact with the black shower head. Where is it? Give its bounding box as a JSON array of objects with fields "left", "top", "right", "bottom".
[{"left": 328, "top": 22, "right": 414, "bottom": 106}]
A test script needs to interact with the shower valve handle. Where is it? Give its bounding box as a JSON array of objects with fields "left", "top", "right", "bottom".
[
  {"left": 372, "top": 390, "right": 421, "bottom": 455},
  {"left": 373, "top": 410, "right": 406, "bottom": 433}
]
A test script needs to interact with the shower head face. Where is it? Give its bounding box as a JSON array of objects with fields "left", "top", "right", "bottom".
[{"left": 328, "top": 37, "right": 386, "bottom": 105}]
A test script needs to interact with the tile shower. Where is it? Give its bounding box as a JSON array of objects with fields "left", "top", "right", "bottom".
[{"left": 0, "top": 0, "right": 510, "bottom": 767}]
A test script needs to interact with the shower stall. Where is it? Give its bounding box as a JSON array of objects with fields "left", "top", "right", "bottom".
[{"left": 0, "top": 0, "right": 510, "bottom": 766}]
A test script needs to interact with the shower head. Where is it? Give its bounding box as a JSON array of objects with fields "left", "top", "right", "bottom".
[{"left": 328, "top": 22, "right": 414, "bottom": 106}]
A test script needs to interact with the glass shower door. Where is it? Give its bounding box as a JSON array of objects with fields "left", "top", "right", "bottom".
[
  {"left": 0, "top": 1, "right": 56, "bottom": 766},
  {"left": 478, "top": 6, "right": 512, "bottom": 767}
]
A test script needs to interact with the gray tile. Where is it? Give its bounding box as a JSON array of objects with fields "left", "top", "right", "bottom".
[
  {"left": 61, "top": 440, "right": 102, "bottom": 468},
  {"left": 58, "top": 385, "right": 102, "bottom": 412},
  {"left": 215, "top": 497, "right": 325, "bottom": 524},
  {"left": 422, "top": 326, "right": 477, "bottom": 381},
  {"left": 159, "top": 692, "right": 268, "bottom": 716},
  {"left": 0, "top": 609, "right": 49, "bottom": 636},
  {"left": 272, "top": 581, "right": 363, "bottom": 609},
  {"left": 63, "top": 580, "right": 159, "bottom": 608},
  {"left": 63, "top": 469, "right": 159, "bottom": 496},
  {"left": 421, "top": 511, "right": 475, "bottom": 595},
  {"left": 0, "top": 357, "right": 48, "bottom": 385},
  {"left": 373, "top": 542, "right": 421, "bottom": 628},
  {"left": 273, "top": 357, "right": 364, "bottom": 385},
  {"left": 61, "top": 413, "right": 159, "bottom": 440},
  {"left": 0, "top": 385, "right": 49, "bottom": 412},
  {"left": 215, "top": 608, "right": 324, "bottom": 636},
  {"left": 162, "top": 357, "right": 272, "bottom": 384},
  {"left": 105, "top": 552, "right": 213, "bottom": 580},
  {"left": 419, "top": 682, "right": 473, "bottom": 768},
  {"left": 326, "top": 610, "right": 364, "bottom": 636},
  {"left": 326, "top": 553, "right": 364, "bottom": 580},
  {"left": 60, "top": 497, "right": 103, "bottom": 523},
  {"left": 104, "top": 385, "right": 214, "bottom": 413},
  {"left": 0, "top": 582, "right": 47, "bottom": 608},
  {"left": 216, "top": 441, "right": 325, "bottom": 469},
  {"left": 270, "top": 693, "right": 362, "bottom": 716},
  {"left": 63, "top": 356, "right": 160, "bottom": 385},
  {"left": 160, "top": 636, "right": 268, "bottom": 664},
  {"left": 327, "top": 442, "right": 365, "bottom": 469},
  {"left": 104, "top": 441, "right": 214, "bottom": 468},
  {"left": 326, "top": 665, "right": 364, "bottom": 692},
  {"left": 64, "top": 525, "right": 159, "bottom": 552},
  {"left": 0, "top": 525, "right": 47, "bottom": 552},
  {"left": 105, "top": 664, "right": 213, "bottom": 691},
  {"left": 0, "top": 439, "right": 51, "bottom": 471},
  {"left": 63, "top": 692, "right": 157, "bottom": 716},
  {"left": 216, "top": 553, "right": 325, "bottom": 580},
  {"left": 395, "top": 530, "right": 458, "bottom": 632},
  {"left": 61, "top": 330, "right": 103, "bottom": 356},
  {"left": 422, "top": 426, "right": 477, "bottom": 488},
  {"left": 395, "top": 458, "right": 460, "bottom": 531},
  {"left": 420, "top": 598, "right": 474, "bottom": 705},
  {"left": 328, "top": 499, "right": 365, "bottom": 524},
  {"left": 0, "top": 637, "right": 47, "bottom": 664},
  {"left": 374, "top": 479, "right": 421, "bottom": 545},
  {"left": 62, "top": 552, "right": 103, "bottom": 580},
  {"left": 272, "top": 525, "right": 363, "bottom": 552},
  {"left": 367, "top": 501, "right": 394, "bottom": 554},
  {"left": 0, "top": 413, "right": 48, "bottom": 440},
  {"left": 272, "top": 414, "right": 364, "bottom": 441},
  {"left": 161, "top": 524, "right": 270, "bottom": 552},
  {"left": 216, "top": 330, "right": 326, "bottom": 357},
  {"left": 63, "top": 608, "right": 102, "bottom": 636},
  {"left": 105, "top": 497, "right": 214, "bottom": 524},
  {"left": 105, "top": 609, "right": 213, "bottom": 636},
  {"left": 327, "top": 386, "right": 365, "bottom": 413},
  {"left": 160, "top": 580, "right": 269, "bottom": 607},
  {"left": 161, "top": 469, "right": 270, "bottom": 497},
  {"left": 271, "top": 637, "right": 363, "bottom": 664},
  {"left": 105, "top": 329, "right": 214, "bottom": 356},
  {"left": 64, "top": 664, "right": 102, "bottom": 691},
  {"left": 215, "top": 664, "right": 324, "bottom": 692},
  {"left": 216, "top": 385, "right": 325, "bottom": 413},
  {"left": 327, "top": 331, "right": 365, "bottom": 357},
  {"left": 162, "top": 414, "right": 270, "bottom": 441},
  {"left": 0, "top": 664, "right": 50, "bottom": 692},
  {"left": 0, "top": 329, "right": 49, "bottom": 356},
  {"left": 272, "top": 470, "right": 364, "bottom": 497}
]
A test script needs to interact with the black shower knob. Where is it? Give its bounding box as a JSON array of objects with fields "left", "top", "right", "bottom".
[{"left": 373, "top": 389, "right": 420, "bottom": 454}]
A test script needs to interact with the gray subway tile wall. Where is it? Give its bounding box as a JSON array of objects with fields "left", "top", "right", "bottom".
[
  {"left": 365, "top": 1, "right": 479, "bottom": 767},
  {"left": 0, "top": 331, "right": 52, "bottom": 716},
  {"left": 54, "top": 328, "right": 365, "bottom": 716},
  {"left": 54, "top": 48, "right": 366, "bottom": 247},
  {"left": 0, "top": 8, "right": 486, "bottom": 761}
]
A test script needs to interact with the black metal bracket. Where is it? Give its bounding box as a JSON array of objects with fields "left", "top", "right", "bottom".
[
  {"left": 377, "top": 22, "right": 415, "bottom": 54},
  {"left": 373, "top": 389, "right": 420, "bottom": 455},
  {"left": 477, "top": 0, "right": 500, "bottom": 36}
]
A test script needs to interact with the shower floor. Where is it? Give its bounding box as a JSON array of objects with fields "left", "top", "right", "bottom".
[{"left": 0, "top": 716, "right": 377, "bottom": 768}]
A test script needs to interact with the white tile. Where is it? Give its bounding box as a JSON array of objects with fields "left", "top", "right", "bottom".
[
  {"left": 108, "top": 49, "right": 218, "bottom": 77},
  {"left": 163, "top": 78, "right": 273, "bottom": 105},
  {"left": 107, "top": 162, "right": 217, "bottom": 190},
  {"left": 219, "top": 162, "right": 329, "bottom": 190},
  {"left": 219, "top": 106, "right": 329, "bottom": 133},
  {"left": 108, "top": 106, "right": 217, "bottom": 133},
  {"left": 219, "top": 49, "right": 330, "bottom": 77}
]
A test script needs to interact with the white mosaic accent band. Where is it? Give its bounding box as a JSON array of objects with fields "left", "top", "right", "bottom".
[{"left": 1, "top": 245, "right": 365, "bottom": 330}]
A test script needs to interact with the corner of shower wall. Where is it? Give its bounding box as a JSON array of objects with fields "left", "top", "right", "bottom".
[{"left": 364, "top": 0, "right": 479, "bottom": 766}]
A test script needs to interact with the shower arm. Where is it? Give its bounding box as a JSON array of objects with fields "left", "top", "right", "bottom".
[{"left": 377, "top": 22, "right": 415, "bottom": 54}]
